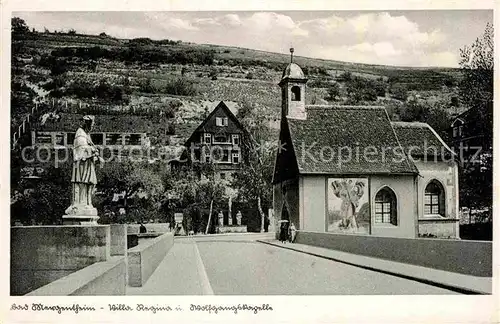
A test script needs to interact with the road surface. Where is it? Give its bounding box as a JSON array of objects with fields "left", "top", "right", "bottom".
[{"left": 126, "top": 233, "right": 458, "bottom": 295}]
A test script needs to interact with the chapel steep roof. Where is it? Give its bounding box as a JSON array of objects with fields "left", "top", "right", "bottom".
[
  {"left": 391, "top": 121, "right": 455, "bottom": 158},
  {"left": 284, "top": 106, "right": 418, "bottom": 175}
]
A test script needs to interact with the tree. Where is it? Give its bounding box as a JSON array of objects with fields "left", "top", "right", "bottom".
[
  {"left": 345, "top": 77, "right": 377, "bottom": 104},
  {"left": 11, "top": 17, "right": 30, "bottom": 36},
  {"left": 327, "top": 82, "right": 341, "bottom": 101},
  {"left": 457, "top": 23, "right": 494, "bottom": 212},
  {"left": 164, "top": 168, "right": 226, "bottom": 234},
  {"left": 459, "top": 23, "right": 493, "bottom": 109},
  {"left": 12, "top": 163, "right": 72, "bottom": 225},
  {"left": 390, "top": 84, "right": 408, "bottom": 101},
  {"left": 234, "top": 101, "right": 274, "bottom": 232},
  {"left": 96, "top": 160, "right": 164, "bottom": 222},
  {"left": 400, "top": 99, "right": 451, "bottom": 139}
]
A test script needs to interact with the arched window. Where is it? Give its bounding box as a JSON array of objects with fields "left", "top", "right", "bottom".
[
  {"left": 424, "top": 180, "right": 445, "bottom": 216},
  {"left": 291, "top": 86, "right": 301, "bottom": 101},
  {"left": 375, "top": 187, "right": 397, "bottom": 225}
]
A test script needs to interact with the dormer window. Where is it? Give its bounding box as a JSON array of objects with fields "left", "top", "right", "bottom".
[
  {"left": 291, "top": 86, "right": 301, "bottom": 101},
  {"left": 216, "top": 117, "right": 229, "bottom": 126}
]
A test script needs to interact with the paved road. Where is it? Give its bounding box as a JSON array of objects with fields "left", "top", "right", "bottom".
[{"left": 127, "top": 233, "right": 458, "bottom": 295}]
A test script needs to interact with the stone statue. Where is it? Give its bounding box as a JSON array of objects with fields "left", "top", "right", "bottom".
[
  {"left": 63, "top": 115, "right": 102, "bottom": 224},
  {"left": 236, "top": 211, "right": 242, "bottom": 226},
  {"left": 218, "top": 211, "right": 224, "bottom": 227},
  {"left": 228, "top": 196, "right": 233, "bottom": 226}
]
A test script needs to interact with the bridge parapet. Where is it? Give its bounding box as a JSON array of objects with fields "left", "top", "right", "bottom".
[{"left": 127, "top": 232, "right": 174, "bottom": 287}]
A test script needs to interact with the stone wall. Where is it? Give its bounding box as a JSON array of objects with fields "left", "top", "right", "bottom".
[
  {"left": 219, "top": 225, "right": 247, "bottom": 233},
  {"left": 418, "top": 219, "right": 457, "bottom": 238},
  {"left": 127, "top": 232, "right": 174, "bottom": 287},
  {"left": 11, "top": 225, "right": 110, "bottom": 295},
  {"left": 110, "top": 224, "right": 127, "bottom": 256},
  {"left": 295, "top": 231, "right": 492, "bottom": 277},
  {"left": 26, "top": 256, "right": 127, "bottom": 296}
]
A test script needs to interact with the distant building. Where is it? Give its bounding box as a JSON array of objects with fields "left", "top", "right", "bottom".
[
  {"left": 273, "top": 61, "right": 460, "bottom": 239},
  {"left": 448, "top": 102, "right": 493, "bottom": 155},
  {"left": 182, "top": 101, "right": 246, "bottom": 182},
  {"left": 31, "top": 112, "right": 150, "bottom": 149},
  {"left": 24, "top": 112, "right": 182, "bottom": 165}
]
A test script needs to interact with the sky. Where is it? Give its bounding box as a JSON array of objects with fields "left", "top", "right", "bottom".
[{"left": 15, "top": 10, "right": 493, "bottom": 68}]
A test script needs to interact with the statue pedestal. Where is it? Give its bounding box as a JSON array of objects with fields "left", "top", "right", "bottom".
[
  {"left": 63, "top": 204, "right": 99, "bottom": 225},
  {"left": 62, "top": 215, "right": 100, "bottom": 225}
]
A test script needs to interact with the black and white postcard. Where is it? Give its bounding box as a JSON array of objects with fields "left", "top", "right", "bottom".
[{"left": 2, "top": 1, "right": 498, "bottom": 323}]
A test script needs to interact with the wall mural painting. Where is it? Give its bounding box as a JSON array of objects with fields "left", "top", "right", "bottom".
[{"left": 327, "top": 178, "right": 370, "bottom": 234}]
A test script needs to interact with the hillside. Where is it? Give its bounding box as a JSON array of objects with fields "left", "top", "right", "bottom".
[{"left": 11, "top": 31, "right": 465, "bottom": 144}]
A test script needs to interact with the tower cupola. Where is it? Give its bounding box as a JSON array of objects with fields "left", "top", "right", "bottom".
[{"left": 279, "top": 48, "right": 307, "bottom": 120}]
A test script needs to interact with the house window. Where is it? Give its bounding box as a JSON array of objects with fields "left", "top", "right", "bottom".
[
  {"left": 91, "top": 133, "right": 104, "bottom": 145},
  {"left": 232, "top": 134, "right": 240, "bottom": 145},
  {"left": 216, "top": 117, "right": 229, "bottom": 126},
  {"left": 35, "top": 132, "right": 53, "bottom": 144},
  {"left": 424, "top": 180, "right": 445, "bottom": 216},
  {"left": 291, "top": 86, "right": 301, "bottom": 101},
  {"left": 204, "top": 133, "right": 212, "bottom": 144},
  {"left": 453, "top": 127, "right": 458, "bottom": 138},
  {"left": 375, "top": 187, "right": 397, "bottom": 225},
  {"left": 214, "top": 134, "right": 228, "bottom": 143},
  {"left": 106, "top": 133, "right": 123, "bottom": 145},
  {"left": 232, "top": 152, "right": 240, "bottom": 164},
  {"left": 458, "top": 125, "right": 463, "bottom": 136},
  {"left": 54, "top": 134, "right": 65, "bottom": 146},
  {"left": 66, "top": 132, "right": 75, "bottom": 145},
  {"left": 127, "top": 134, "right": 142, "bottom": 145}
]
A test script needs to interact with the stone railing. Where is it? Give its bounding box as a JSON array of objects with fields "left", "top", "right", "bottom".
[
  {"left": 11, "top": 224, "right": 129, "bottom": 296},
  {"left": 26, "top": 256, "right": 127, "bottom": 296},
  {"left": 127, "top": 232, "right": 174, "bottom": 287},
  {"left": 295, "top": 231, "right": 492, "bottom": 277}
]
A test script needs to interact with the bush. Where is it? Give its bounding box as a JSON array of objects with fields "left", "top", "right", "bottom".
[
  {"left": 139, "top": 77, "right": 198, "bottom": 96},
  {"left": 390, "top": 84, "right": 408, "bottom": 101},
  {"left": 50, "top": 45, "right": 215, "bottom": 66},
  {"left": 209, "top": 68, "right": 218, "bottom": 81},
  {"left": 163, "top": 77, "right": 198, "bottom": 96},
  {"left": 327, "top": 82, "right": 341, "bottom": 100},
  {"left": 345, "top": 77, "right": 378, "bottom": 103},
  {"left": 245, "top": 72, "right": 254, "bottom": 80}
]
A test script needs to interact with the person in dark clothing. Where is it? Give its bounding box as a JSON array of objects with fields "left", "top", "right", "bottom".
[
  {"left": 139, "top": 223, "right": 147, "bottom": 233},
  {"left": 279, "top": 222, "right": 289, "bottom": 243}
]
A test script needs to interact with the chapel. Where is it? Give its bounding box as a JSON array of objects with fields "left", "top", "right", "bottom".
[{"left": 272, "top": 55, "right": 460, "bottom": 239}]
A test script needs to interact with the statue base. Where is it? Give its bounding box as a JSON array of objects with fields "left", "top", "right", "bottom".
[
  {"left": 63, "top": 204, "right": 99, "bottom": 225},
  {"left": 62, "top": 215, "right": 100, "bottom": 225}
]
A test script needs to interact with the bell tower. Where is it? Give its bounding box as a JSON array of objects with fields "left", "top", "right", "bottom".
[{"left": 279, "top": 48, "right": 307, "bottom": 120}]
